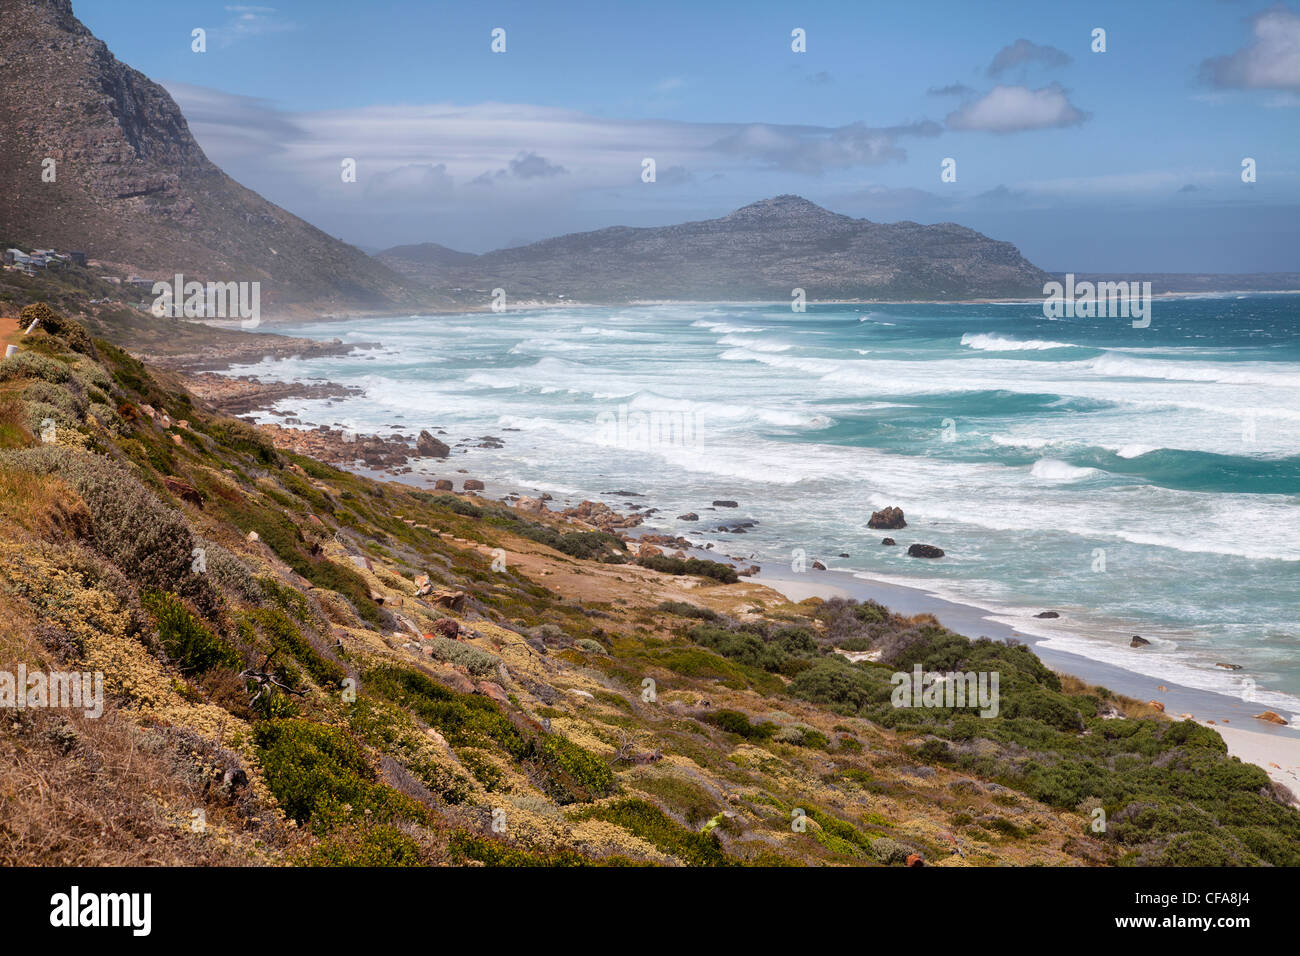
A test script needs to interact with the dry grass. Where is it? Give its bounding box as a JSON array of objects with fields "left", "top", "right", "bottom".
[{"left": 0, "top": 589, "right": 296, "bottom": 866}]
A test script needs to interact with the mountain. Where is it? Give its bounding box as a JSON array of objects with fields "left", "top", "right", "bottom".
[
  {"left": 0, "top": 0, "right": 432, "bottom": 315},
  {"left": 379, "top": 195, "right": 1054, "bottom": 302}
]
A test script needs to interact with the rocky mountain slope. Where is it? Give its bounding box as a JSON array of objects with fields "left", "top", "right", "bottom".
[
  {"left": 1, "top": 297, "right": 1297, "bottom": 867},
  {"left": 380, "top": 195, "right": 1054, "bottom": 302},
  {"left": 0, "top": 0, "right": 433, "bottom": 315}
]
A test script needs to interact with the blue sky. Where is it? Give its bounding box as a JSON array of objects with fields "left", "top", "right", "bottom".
[{"left": 76, "top": 0, "right": 1300, "bottom": 271}]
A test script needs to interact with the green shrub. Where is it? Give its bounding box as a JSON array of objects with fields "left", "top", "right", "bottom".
[
  {"left": 705, "top": 708, "right": 776, "bottom": 740},
  {"left": 637, "top": 554, "right": 739, "bottom": 583},
  {"left": 0, "top": 350, "right": 72, "bottom": 384},
  {"left": 446, "top": 832, "right": 623, "bottom": 866},
  {"left": 364, "top": 665, "right": 614, "bottom": 804},
  {"left": 301, "top": 826, "right": 424, "bottom": 866},
  {"left": 1, "top": 446, "right": 221, "bottom": 617},
  {"left": 425, "top": 636, "right": 499, "bottom": 677},
  {"left": 572, "top": 798, "right": 728, "bottom": 866},
  {"left": 871, "top": 836, "right": 915, "bottom": 864},
  {"left": 142, "top": 591, "right": 240, "bottom": 674},
  {"left": 243, "top": 606, "right": 345, "bottom": 686},
  {"left": 253, "top": 719, "right": 432, "bottom": 830},
  {"left": 656, "top": 600, "right": 719, "bottom": 621}
]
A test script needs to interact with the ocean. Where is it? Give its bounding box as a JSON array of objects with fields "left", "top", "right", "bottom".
[{"left": 225, "top": 296, "right": 1300, "bottom": 717}]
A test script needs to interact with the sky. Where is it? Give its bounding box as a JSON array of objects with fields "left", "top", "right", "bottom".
[{"left": 74, "top": 0, "right": 1300, "bottom": 272}]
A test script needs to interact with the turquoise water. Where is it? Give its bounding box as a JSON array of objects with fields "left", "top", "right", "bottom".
[{"left": 230, "top": 296, "right": 1300, "bottom": 716}]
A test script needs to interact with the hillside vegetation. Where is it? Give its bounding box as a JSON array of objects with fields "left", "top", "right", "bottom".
[{"left": 1, "top": 302, "right": 1297, "bottom": 867}]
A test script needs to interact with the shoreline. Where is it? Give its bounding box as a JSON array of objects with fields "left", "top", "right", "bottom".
[{"left": 178, "top": 318, "right": 1300, "bottom": 799}]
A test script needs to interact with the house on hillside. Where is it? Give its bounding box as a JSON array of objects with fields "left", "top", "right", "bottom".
[{"left": 3, "top": 249, "right": 29, "bottom": 267}]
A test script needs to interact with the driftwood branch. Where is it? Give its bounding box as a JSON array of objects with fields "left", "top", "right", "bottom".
[{"left": 239, "top": 651, "right": 307, "bottom": 705}]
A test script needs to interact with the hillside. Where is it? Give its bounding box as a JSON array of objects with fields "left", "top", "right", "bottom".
[
  {"left": 0, "top": 0, "right": 436, "bottom": 316},
  {"left": 1, "top": 298, "right": 1297, "bottom": 867},
  {"left": 380, "top": 195, "right": 1054, "bottom": 302}
]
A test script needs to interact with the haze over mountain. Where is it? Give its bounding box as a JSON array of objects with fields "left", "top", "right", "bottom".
[
  {"left": 380, "top": 195, "right": 1054, "bottom": 302},
  {"left": 0, "top": 0, "right": 432, "bottom": 315}
]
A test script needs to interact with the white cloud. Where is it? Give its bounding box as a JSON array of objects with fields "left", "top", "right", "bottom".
[
  {"left": 945, "top": 84, "right": 1088, "bottom": 133},
  {"left": 165, "top": 84, "right": 940, "bottom": 184},
  {"left": 1200, "top": 4, "right": 1300, "bottom": 90}
]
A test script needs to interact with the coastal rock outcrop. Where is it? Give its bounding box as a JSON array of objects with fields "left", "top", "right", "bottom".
[
  {"left": 868, "top": 506, "right": 906, "bottom": 530},
  {"left": 434, "top": 479, "right": 453, "bottom": 491},
  {"left": 1130, "top": 636, "right": 1150, "bottom": 648},
  {"left": 561, "top": 500, "right": 644, "bottom": 532},
  {"left": 417, "top": 430, "right": 451, "bottom": 458},
  {"left": 1254, "top": 711, "right": 1288, "bottom": 725},
  {"left": 881, "top": 538, "right": 896, "bottom": 546},
  {"left": 906, "top": 544, "right": 944, "bottom": 558},
  {"left": 1034, "top": 611, "right": 1060, "bottom": 619},
  {"left": 463, "top": 480, "right": 485, "bottom": 491}
]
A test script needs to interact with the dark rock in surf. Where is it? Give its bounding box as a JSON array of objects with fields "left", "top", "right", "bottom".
[
  {"left": 881, "top": 538, "right": 896, "bottom": 546},
  {"left": 417, "top": 430, "right": 450, "bottom": 458},
  {"left": 868, "top": 506, "right": 906, "bottom": 530},
  {"left": 1130, "top": 635, "right": 1150, "bottom": 648},
  {"left": 907, "top": 544, "right": 944, "bottom": 558}
]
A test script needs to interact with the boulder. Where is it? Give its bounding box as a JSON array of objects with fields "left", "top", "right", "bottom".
[
  {"left": 811, "top": 560, "right": 827, "bottom": 570},
  {"left": 1148, "top": 700, "right": 1165, "bottom": 712},
  {"left": 163, "top": 476, "right": 203, "bottom": 508},
  {"left": 475, "top": 681, "right": 510, "bottom": 705},
  {"left": 905, "top": 854, "right": 925, "bottom": 868},
  {"left": 514, "top": 496, "right": 546, "bottom": 515},
  {"left": 1130, "top": 635, "right": 1150, "bottom": 648},
  {"left": 713, "top": 500, "right": 738, "bottom": 508},
  {"left": 463, "top": 479, "right": 485, "bottom": 491},
  {"left": 880, "top": 538, "right": 896, "bottom": 546},
  {"left": 416, "top": 430, "right": 451, "bottom": 458},
  {"left": 867, "top": 506, "right": 906, "bottom": 529},
  {"left": 432, "top": 590, "right": 468, "bottom": 612},
  {"left": 1254, "top": 711, "right": 1288, "bottom": 725},
  {"left": 906, "top": 544, "right": 944, "bottom": 558},
  {"left": 1034, "top": 611, "right": 1060, "bottom": 619},
  {"left": 433, "top": 479, "right": 454, "bottom": 491},
  {"left": 429, "top": 666, "right": 475, "bottom": 694},
  {"left": 638, "top": 543, "right": 663, "bottom": 558},
  {"left": 677, "top": 512, "right": 699, "bottom": 521},
  {"left": 430, "top": 618, "right": 459, "bottom": 640},
  {"left": 1215, "top": 662, "right": 1242, "bottom": 670}
]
